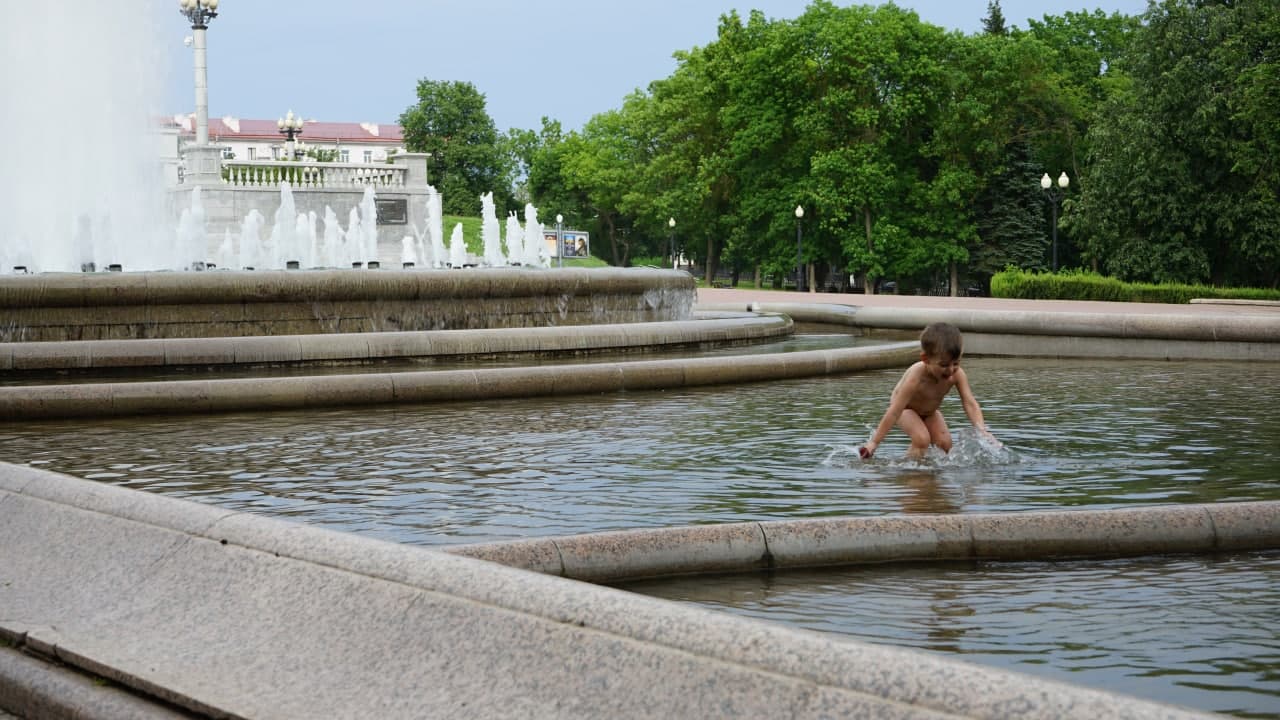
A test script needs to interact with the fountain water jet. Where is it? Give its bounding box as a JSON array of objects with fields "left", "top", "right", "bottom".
[
  {"left": 0, "top": 1, "right": 174, "bottom": 274},
  {"left": 480, "top": 192, "right": 507, "bottom": 267}
]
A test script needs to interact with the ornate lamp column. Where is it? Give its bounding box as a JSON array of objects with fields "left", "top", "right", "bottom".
[
  {"left": 278, "top": 110, "right": 305, "bottom": 159},
  {"left": 178, "top": 0, "right": 222, "bottom": 186}
]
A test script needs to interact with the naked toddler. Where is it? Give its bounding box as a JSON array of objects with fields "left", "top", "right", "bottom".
[{"left": 861, "top": 322, "right": 998, "bottom": 459}]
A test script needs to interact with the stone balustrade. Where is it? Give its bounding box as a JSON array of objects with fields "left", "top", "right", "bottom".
[{"left": 221, "top": 159, "right": 406, "bottom": 189}]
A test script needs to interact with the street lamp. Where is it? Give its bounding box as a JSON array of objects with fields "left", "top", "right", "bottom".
[
  {"left": 794, "top": 205, "right": 804, "bottom": 292},
  {"left": 278, "top": 110, "right": 305, "bottom": 160},
  {"left": 178, "top": 0, "right": 219, "bottom": 146},
  {"left": 668, "top": 217, "right": 676, "bottom": 270},
  {"left": 1040, "top": 171, "right": 1069, "bottom": 272},
  {"left": 556, "top": 213, "right": 564, "bottom": 268}
]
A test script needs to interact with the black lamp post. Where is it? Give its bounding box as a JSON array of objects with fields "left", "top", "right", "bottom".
[
  {"left": 668, "top": 217, "right": 676, "bottom": 269},
  {"left": 794, "top": 205, "right": 804, "bottom": 292},
  {"left": 1040, "top": 172, "right": 1069, "bottom": 272}
]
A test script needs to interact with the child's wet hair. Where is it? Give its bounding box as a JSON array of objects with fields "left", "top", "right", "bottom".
[{"left": 920, "top": 322, "right": 963, "bottom": 360}]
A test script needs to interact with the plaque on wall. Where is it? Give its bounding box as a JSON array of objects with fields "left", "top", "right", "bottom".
[{"left": 375, "top": 198, "right": 408, "bottom": 225}]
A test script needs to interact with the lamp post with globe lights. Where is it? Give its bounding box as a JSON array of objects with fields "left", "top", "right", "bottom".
[
  {"left": 1040, "top": 172, "right": 1069, "bottom": 272},
  {"left": 794, "top": 205, "right": 804, "bottom": 292},
  {"left": 556, "top": 214, "right": 564, "bottom": 267},
  {"left": 178, "top": 0, "right": 218, "bottom": 145},
  {"left": 668, "top": 217, "right": 676, "bottom": 270},
  {"left": 278, "top": 110, "right": 305, "bottom": 159},
  {"left": 177, "top": 0, "right": 222, "bottom": 186}
]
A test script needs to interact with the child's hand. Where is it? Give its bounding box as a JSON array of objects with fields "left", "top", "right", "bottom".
[
  {"left": 859, "top": 441, "right": 877, "bottom": 459},
  {"left": 979, "top": 428, "right": 1003, "bottom": 448}
]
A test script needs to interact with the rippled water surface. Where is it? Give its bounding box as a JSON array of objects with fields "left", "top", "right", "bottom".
[
  {"left": 620, "top": 552, "right": 1280, "bottom": 719},
  {"left": 2, "top": 356, "right": 1278, "bottom": 716},
  {"left": 2, "top": 358, "right": 1276, "bottom": 544}
]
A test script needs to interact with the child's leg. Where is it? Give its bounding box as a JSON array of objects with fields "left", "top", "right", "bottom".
[
  {"left": 924, "top": 411, "right": 952, "bottom": 453},
  {"left": 897, "top": 409, "right": 932, "bottom": 459}
]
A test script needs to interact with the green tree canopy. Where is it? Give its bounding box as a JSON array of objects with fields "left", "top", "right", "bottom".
[
  {"left": 1068, "top": 0, "right": 1280, "bottom": 285},
  {"left": 398, "top": 79, "right": 515, "bottom": 216}
]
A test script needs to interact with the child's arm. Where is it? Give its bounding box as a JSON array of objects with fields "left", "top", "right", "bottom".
[
  {"left": 954, "top": 368, "right": 999, "bottom": 443},
  {"left": 862, "top": 370, "right": 917, "bottom": 458}
]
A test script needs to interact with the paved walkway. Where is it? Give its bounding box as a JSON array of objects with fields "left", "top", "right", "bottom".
[{"left": 697, "top": 286, "right": 1280, "bottom": 317}]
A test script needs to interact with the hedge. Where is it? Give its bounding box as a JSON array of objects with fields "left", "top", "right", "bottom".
[{"left": 989, "top": 269, "right": 1280, "bottom": 304}]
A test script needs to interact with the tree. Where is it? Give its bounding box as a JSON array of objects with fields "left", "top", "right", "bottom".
[
  {"left": 983, "top": 0, "right": 1007, "bottom": 36},
  {"left": 398, "top": 80, "right": 514, "bottom": 216},
  {"left": 558, "top": 108, "right": 646, "bottom": 266},
  {"left": 1068, "top": 0, "right": 1280, "bottom": 285}
]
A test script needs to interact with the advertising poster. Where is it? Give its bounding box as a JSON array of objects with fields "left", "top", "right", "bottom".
[{"left": 561, "top": 232, "right": 589, "bottom": 258}]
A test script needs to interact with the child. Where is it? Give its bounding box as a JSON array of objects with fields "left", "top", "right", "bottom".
[{"left": 860, "top": 321, "right": 998, "bottom": 459}]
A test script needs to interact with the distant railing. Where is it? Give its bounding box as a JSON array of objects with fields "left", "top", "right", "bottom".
[{"left": 221, "top": 160, "right": 406, "bottom": 189}]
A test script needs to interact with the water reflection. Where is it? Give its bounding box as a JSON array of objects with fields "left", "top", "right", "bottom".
[{"left": 618, "top": 552, "right": 1280, "bottom": 719}]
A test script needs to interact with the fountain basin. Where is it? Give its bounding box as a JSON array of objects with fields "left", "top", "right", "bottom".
[
  {"left": 0, "top": 267, "right": 696, "bottom": 341},
  {"left": 0, "top": 461, "right": 1218, "bottom": 720}
]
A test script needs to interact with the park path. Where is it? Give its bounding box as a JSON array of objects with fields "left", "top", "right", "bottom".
[{"left": 697, "top": 286, "right": 1280, "bottom": 317}]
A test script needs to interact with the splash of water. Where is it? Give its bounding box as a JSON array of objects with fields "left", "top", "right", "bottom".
[
  {"left": 505, "top": 212, "right": 524, "bottom": 265},
  {"left": 521, "top": 204, "right": 547, "bottom": 267},
  {"left": 427, "top": 187, "right": 446, "bottom": 269},
  {"left": 449, "top": 223, "right": 468, "bottom": 268},
  {"left": 480, "top": 192, "right": 507, "bottom": 267},
  {"left": 824, "top": 428, "right": 1020, "bottom": 470},
  {"left": 401, "top": 236, "right": 418, "bottom": 267}
]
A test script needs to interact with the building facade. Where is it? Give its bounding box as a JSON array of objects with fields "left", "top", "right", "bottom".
[{"left": 172, "top": 114, "right": 406, "bottom": 164}]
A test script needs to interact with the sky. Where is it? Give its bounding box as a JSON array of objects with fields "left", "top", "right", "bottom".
[{"left": 166, "top": 0, "right": 1151, "bottom": 134}]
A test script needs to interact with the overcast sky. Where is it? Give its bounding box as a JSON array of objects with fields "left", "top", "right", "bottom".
[{"left": 166, "top": 0, "right": 1151, "bottom": 133}]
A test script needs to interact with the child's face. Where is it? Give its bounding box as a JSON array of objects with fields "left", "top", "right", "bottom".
[{"left": 923, "top": 352, "right": 960, "bottom": 381}]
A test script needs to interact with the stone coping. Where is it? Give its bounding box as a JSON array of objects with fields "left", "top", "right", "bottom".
[
  {"left": 701, "top": 302, "right": 1280, "bottom": 361},
  {"left": 0, "top": 312, "right": 789, "bottom": 372},
  {"left": 700, "top": 301, "right": 1280, "bottom": 343},
  {"left": 0, "top": 266, "right": 693, "bottom": 307},
  {"left": 0, "top": 340, "right": 920, "bottom": 421},
  {"left": 0, "top": 462, "right": 1218, "bottom": 719},
  {"left": 447, "top": 502, "right": 1280, "bottom": 583},
  {"left": 1190, "top": 298, "right": 1280, "bottom": 307}
]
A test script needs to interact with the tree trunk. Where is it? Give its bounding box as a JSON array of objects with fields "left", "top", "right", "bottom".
[
  {"left": 753, "top": 266, "right": 761, "bottom": 288},
  {"left": 863, "top": 206, "right": 876, "bottom": 295},
  {"left": 950, "top": 260, "right": 958, "bottom": 297},
  {"left": 704, "top": 236, "right": 715, "bottom": 285}
]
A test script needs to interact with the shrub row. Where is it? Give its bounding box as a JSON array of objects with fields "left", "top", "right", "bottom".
[{"left": 989, "top": 269, "right": 1280, "bottom": 304}]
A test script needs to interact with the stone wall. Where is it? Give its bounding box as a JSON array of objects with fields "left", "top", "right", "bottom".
[{"left": 0, "top": 267, "right": 697, "bottom": 341}]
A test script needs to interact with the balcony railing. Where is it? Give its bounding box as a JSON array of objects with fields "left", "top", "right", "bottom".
[{"left": 220, "top": 160, "right": 406, "bottom": 189}]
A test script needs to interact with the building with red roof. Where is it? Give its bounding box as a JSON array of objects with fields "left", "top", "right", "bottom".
[{"left": 172, "top": 113, "right": 406, "bottom": 163}]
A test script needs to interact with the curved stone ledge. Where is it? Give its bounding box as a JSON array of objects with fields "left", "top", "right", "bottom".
[
  {"left": 702, "top": 302, "right": 1280, "bottom": 360},
  {"left": 0, "top": 462, "right": 1217, "bottom": 719},
  {"left": 0, "top": 313, "right": 789, "bottom": 372},
  {"left": 0, "top": 267, "right": 697, "bottom": 341},
  {"left": 0, "top": 341, "right": 920, "bottom": 420},
  {"left": 447, "top": 501, "right": 1280, "bottom": 583}
]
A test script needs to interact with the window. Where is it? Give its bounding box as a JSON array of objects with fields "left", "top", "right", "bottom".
[
  {"left": 271, "top": 146, "right": 281, "bottom": 160},
  {"left": 247, "top": 147, "right": 257, "bottom": 160},
  {"left": 339, "top": 149, "right": 349, "bottom": 163},
  {"left": 363, "top": 150, "right": 373, "bottom": 164}
]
